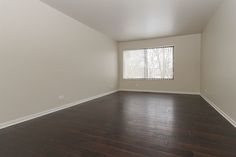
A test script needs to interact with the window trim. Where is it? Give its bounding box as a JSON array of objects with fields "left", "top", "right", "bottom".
[{"left": 122, "top": 46, "right": 174, "bottom": 80}]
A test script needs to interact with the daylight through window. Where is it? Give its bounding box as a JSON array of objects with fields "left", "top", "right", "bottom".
[{"left": 123, "top": 46, "right": 174, "bottom": 79}]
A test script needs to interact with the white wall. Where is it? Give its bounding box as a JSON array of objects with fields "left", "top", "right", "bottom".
[
  {"left": 0, "top": 0, "right": 118, "bottom": 124},
  {"left": 201, "top": 0, "right": 236, "bottom": 123},
  {"left": 118, "top": 34, "right": 201, "bottom": 93}
]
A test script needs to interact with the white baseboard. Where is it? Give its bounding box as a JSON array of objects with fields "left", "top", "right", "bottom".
[
  {"left": 201, "top": 94, "right": 236, "bottom": 128},
  {"left": 1, "top": 90, "right": 235, "bottom": 130},
  {"left": 0, "top": 90, "right": 118, "bottom": 130},
  {"left": 119, "top": 89, "right": 200, "bottom": 95}
]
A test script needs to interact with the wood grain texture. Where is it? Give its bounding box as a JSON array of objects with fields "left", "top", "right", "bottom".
[{"left": 0, "top": 91, "right": 235, "bottom": 157}]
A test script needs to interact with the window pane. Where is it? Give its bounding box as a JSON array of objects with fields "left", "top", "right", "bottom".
[
  {"left": 146, "top": 47, "right": 173, "bottom": 79},
  {"left": 123, "top": 47, "right": 173, "bottom": 79},
  {"left": 123, "top": 49, "right": 145, "bottom": 79}
]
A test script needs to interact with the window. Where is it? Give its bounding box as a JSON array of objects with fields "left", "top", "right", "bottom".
[{"left": 123, "top": 46, "right": 174, "bottom": 79}]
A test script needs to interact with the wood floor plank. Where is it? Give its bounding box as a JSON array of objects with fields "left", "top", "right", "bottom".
[{"left": 0, "top": 91, "right": 235, "bottom": 157}]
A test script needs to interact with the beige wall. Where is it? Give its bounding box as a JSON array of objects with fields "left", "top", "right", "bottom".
[
  {"left": 118, "top": 34, "right": 201, "bottom": 93},
  {"left": 201, "top": 0, "right": 236, "bottom": 122},
  {"left": 0, "top": 0, "right": 118, "bottom": 123}
]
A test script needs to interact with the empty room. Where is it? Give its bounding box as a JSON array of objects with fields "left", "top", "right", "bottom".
[{"left": 0, "top": 0, "right": 236, "bottom": 156}]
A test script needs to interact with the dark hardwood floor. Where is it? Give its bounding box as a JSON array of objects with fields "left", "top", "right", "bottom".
[{"left": 0, "top": 91, "right": 235, "bottom": 157}]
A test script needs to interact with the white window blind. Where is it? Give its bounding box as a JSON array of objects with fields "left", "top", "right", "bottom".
[{"left": 123, "top": 47, "right": 174, "bottom": 79}]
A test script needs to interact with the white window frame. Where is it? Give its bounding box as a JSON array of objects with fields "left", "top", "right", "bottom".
[{"left": 122, "top": 46, "right": 174, "bottom": 80}]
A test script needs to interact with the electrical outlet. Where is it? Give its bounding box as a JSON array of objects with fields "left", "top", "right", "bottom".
[{"left": 58, "top": 95, "right": 65, "bottom": 100}]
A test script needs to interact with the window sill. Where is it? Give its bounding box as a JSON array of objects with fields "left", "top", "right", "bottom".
[{"left": 122, "top": 78, "right": 174, "bottom": 80}]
